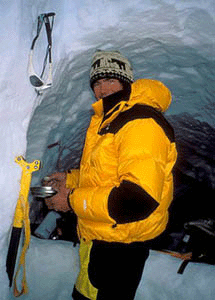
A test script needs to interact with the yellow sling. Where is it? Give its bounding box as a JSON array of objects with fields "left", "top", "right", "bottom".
[{"left": 10, "top": 156, "right": 40, "bottom": 297}]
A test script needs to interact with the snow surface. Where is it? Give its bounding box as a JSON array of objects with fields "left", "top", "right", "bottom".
[{"left": 0, "top": 0, "right": 215, "bottom": 299}]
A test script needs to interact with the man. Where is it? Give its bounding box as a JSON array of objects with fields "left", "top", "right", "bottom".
[{"left": 44, "top": 50, "right": 177, "bottom": 300}]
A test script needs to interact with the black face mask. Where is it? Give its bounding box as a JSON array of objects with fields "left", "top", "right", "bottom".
[{"left": 102, "top": 81, "right": 132, "bottom": 116}]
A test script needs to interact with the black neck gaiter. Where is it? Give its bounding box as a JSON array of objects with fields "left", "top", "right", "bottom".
[{"left": 102, "top": 82, "right": 131, "bottom": 116}]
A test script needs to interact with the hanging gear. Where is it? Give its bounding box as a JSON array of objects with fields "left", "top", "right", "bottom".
[{"left": 28, "top": 12, "right": 55, "bottom": 93}]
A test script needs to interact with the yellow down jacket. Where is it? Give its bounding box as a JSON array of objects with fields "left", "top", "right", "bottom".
[{"left": 67, "top": 79, "right": 177, "bottom": 244}]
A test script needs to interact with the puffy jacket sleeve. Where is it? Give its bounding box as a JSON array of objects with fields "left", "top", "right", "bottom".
[
  {"left": 69, "top": 118, "right": 173, "bottom": 224},
  {"left": 66, "top": 169, "right": 80, "bottom": 189},
  {"left": 108, "top": 118, "right": 170, "bottom": 223}
]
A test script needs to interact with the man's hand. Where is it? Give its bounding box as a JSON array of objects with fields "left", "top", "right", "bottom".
[{"left": 42, "top": 172, "right": 72, "bottom": 212}]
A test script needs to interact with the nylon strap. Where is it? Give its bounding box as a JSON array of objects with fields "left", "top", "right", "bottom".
[
  {"left": 12, "top": 156, "right": 40, "bottom": 297},
  {"left": 28, "top": 12, "right": 55, "bottom": 93}
]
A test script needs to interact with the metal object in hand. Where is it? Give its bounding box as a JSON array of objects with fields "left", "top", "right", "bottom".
[{"left": 30, "top": 186, "right": 57, "bottom": 198}]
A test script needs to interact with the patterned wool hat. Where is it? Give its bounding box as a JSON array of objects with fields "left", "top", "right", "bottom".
[{"left": 90, "top": 50, "right": 134, "bottom": 88}]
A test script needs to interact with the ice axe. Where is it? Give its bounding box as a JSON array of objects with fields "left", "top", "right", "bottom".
[{"left": 6, "top": 156, "right": 40, "bottom": 296}]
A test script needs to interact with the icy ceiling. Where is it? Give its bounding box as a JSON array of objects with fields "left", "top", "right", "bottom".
[{"left": 24, "top": 0, "right": 215, "bottom": 188}]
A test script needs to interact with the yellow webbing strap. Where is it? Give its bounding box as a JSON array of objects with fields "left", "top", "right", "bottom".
[{"left": 12, "top": 156, "right": 40, "bottom": 297}]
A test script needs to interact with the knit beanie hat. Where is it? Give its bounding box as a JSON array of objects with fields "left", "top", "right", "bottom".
[{"left": 90, "top": 50, "right": 134, "bottom": 88}]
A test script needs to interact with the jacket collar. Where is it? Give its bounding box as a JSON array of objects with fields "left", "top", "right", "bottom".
[{"left": 92, "top": 79, "right": 172, "bottom": 128}]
